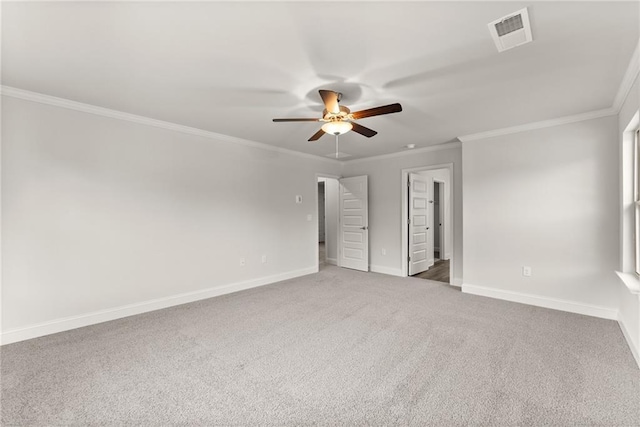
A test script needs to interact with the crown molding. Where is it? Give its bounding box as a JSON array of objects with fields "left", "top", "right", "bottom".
[
  {"left": 341, "top": 140, "right": 462, "bottom": 165},
  {"left": 459, "top": 38, "right": 640, "bottom": 144},
  {"left": 458, "top": 107, "right": 617, "bottom": 143},
  {"left": 0, "top": 86, "right": 342, "bottom": 166},
  {"left": 6, "top": 34, "right": 638, "bottom": 161},
  {"left": 613, "top": 38, "right": 640, "bottom": 114}
]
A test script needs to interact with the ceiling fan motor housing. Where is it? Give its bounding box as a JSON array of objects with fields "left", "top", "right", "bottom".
[{"left": 323, "top": 105, "right": 352, "bottom": 121}]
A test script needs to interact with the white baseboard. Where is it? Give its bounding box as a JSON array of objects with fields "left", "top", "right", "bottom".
[
  {"left": 461, "top": 283, "right": 619, "bottom": 320},
  {"left": 618, "top": 318, "right": 640, "bottom": 369},
  {"left": 370, "top": 265, "right": 403, "bottom": 277},
  {"left": 1, "top": 267, "right": 317, "bottom": 346},
  {"left": 326, "top": 257, "right": 337, "bottom": 266},
  {"left": 451, "top": 277, "right": 463, "bottom": 287}
]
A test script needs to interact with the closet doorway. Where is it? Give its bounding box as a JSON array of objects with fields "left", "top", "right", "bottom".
[
  {"left": 316, "top": 175, "right": 340, "bottom": 270},
  {"left": 402, "top": 165, "right": 453, "bottom": 284}
]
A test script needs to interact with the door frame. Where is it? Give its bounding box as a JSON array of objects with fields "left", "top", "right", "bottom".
[
  {"left": 401, "top": 163, "right": 454, "bottom": 279},
  {"left": 315, "top": 173, "right": 341, "bottom": 272}
]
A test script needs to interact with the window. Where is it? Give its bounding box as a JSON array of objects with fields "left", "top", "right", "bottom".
[
  {"left": 636, "top": 129, "right": 640, "bottom": 275},
  {"left": 619, "top": 113, "right": 639, "bottom": 283}
]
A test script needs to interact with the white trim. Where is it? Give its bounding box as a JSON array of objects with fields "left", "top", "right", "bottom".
[
  {"left": 451, "top": 277, "right": 463, "bottom": 287},
  {"left": 618, "top": 319, "right": 640, "bottom": 369},
  {"left": 613, "top": 38, "right": 640, "bottom": 113},
  {"left": 326, "top": 257, "right": 337, "bottom": 266},
  {"left": 370, "top": 265, "right": 403, "bottom": 277},
  {"left": 458, "top": 108, "right": 616, "bottom": 143},
  {"left": 461, "top": 283, "right": 619, "bottom": 320},
  {"left": 0, "top": 86, "right": 341, "bottom": 166},
  {"left": 0, "top": 33, "right": 3, "bottom": 344},
  {"left": 621, "top": 112, "right": 640, "bottom": 273},
  {"left": 458, "top": 39, "right": 638, "bottom": 144},
  {"left": 342, "top": 141, "right": 461, "bottom": 165},
  {"left": 616, "top": 271, "right": 640, "bottom": 295},
  {"left": 0, "top": 267, "right": 316, "bottom": 346}
]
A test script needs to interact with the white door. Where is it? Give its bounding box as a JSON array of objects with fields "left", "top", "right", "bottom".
[
  {"left": 408, "top": 173, "right": 433, "bottom": 275},
  {"left": 339, "top": 175, "right": 369, "bottom": 271},
  {"left": 426, "top": 177, "right": 435, "bottom": 267},
  {"left": 437, "top": 182, "right": 445, "bottom": 259}
]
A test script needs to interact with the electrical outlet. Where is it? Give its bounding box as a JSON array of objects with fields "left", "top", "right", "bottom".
[
  {"left": 522, "top": 266, "right": 532, "bottom": 277},
  {"left": 240, "top": 257, "right": 246, "bottom": 266},
  {"left": 381, "top": 248, "right": 387, "bottom": 255},
  {"left": 262, "top": 255, "right": 267, "bottom": 264}
]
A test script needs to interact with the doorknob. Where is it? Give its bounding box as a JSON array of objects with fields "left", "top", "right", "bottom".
[
  {"left": 360, "top": 226, "right": 368, "bottom": 230},
  {"left": 426, "top": 227, "right": 429, "bottom": 230}
]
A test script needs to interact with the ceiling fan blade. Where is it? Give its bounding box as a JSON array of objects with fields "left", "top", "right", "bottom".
[
  {"left": 273, "top": 118, "right": 321, "bottom": 122},
  {"left": 351, "top": 122, "right": 378, "bottom": 138},
  {"left": 308, "top": 128, "right": 326, "bottom": 141},
  {"left": 319, "top": 90, "right": 340, "bottom": 114},
  {"left": 351, "top": 103, "right": 403, "bottom": 120}
]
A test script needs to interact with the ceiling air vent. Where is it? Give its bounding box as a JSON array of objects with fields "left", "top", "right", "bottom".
[{"left": 488, "top": 8, "right": 532, "bottom": 52}]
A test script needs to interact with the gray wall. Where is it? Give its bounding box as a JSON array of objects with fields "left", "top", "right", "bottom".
[
  {"left": 462, "top": 116, "right": 619, "bottom": 310},
  {"left": 2, "top": 96, "right": 341, "bottom": 336}
]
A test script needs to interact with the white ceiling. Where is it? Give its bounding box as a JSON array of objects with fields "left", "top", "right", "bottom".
[{"left": 3, "top": 1, "right": 638, "bottom": 160}]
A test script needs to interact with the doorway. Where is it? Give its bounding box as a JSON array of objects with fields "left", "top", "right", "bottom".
[
  {"left": 402, "top": 165, "right": 453, "bottom": 284},
  {"left": 318, "top": 179, "right": 327, "bottom": 267},
  {"left": 316, "top": 175, "right": 340, "bottom": 270},
  {"left": 316, "top": 174, "right": 369, "bottom": 272}
]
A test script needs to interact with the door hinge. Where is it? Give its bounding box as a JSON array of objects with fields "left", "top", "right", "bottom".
[
  {"left": 407, "top": 218, "right": 411, "bottom": 225},
  {"left": 407, "top": 180, "right": 411, "bottom": 187},
  {"left": 408, "top": 256, "right": 411, "bottom": 262}
]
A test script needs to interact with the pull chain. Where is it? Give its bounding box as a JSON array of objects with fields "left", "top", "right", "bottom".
[{"left": 335, "top": 133, "right": 339, "bottom": 158}]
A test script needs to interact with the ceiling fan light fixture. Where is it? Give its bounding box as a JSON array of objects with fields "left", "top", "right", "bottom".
[
  {"left": 273, "top": 90, "right": 402, "bottom": 141},
  {"left": 321, "top": 121, "right": 353, "bottom": 135}
]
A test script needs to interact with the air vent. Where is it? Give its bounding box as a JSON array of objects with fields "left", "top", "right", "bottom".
[
  {"left": 495, "top": 14, "right": 523, "bottom": 37},
  {"left": 488, "top": 8, "right": 532, "bottom": 52}
]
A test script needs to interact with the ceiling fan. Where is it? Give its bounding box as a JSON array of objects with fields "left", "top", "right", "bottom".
[{"left": 272, "top": 90, "right": 402, "bottom": 141}]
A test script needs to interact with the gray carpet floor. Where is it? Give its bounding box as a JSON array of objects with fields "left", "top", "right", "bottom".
[{"left": 2, "top": 266, "right": 639, "bottom": 426}]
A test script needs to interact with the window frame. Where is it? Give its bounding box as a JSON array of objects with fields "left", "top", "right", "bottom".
[{"left": 635, "top": 128, "right": 640, "bottom": 275}]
